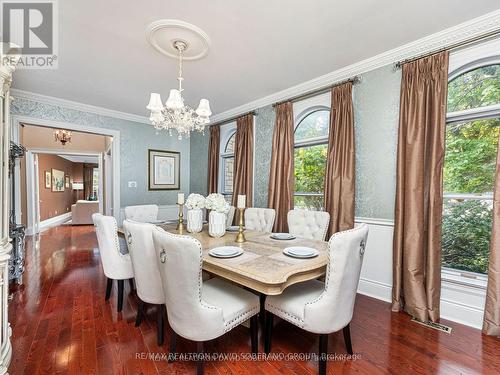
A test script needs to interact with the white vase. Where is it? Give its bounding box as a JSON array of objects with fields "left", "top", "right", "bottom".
[
  {"left": 209, "top": 211, "right": 226, "bottom": 237},
  {"left": 187, "top": 208, "right": 203, "bottom": 233}
]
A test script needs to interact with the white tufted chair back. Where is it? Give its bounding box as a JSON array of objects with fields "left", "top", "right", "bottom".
[
  {"left": 124, "top": 205, "right": 159, "bottom": 223},
  {"left": 122, "top": 220, "right": 165, "bottom": 305},
  {"left": 152, "top": 227, "right": 224, "bottom": 341},
  {"left": 303, "top": 224, "right": 369, "bottom": 333},
  {"left": 244, "top": 208, "right": 276, "bottom": 232},
  {"left": 287, "top": 210, "right": 330, "bottom": 240},
  {"left": 92, "top": 213, "right": 133, "bottom": 280},
  {"left": 226, "top": 206, "right": 236, "bottom": 227}
]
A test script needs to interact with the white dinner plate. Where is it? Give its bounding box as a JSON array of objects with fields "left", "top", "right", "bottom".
[
  {"left": 283, "top": 246, "right": 318, "bottom": 259},
  {"left": 209, "top": 246, "right": 243, "bottom": 258},
  {"left": 271, "top": 233, "right": 296, "bottom": 240},
  {"left": 227, "top": 226, "right": 244, "bottom": 232}
]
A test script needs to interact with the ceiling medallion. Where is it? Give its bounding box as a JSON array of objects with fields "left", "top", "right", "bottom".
[{"left": 146, "top": 20, "right": 212, "bottom": 140}]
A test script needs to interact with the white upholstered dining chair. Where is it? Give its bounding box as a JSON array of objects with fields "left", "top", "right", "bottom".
[
  {"left": 264, "top": 224, "right": 369, "bottom": 375},
  {"left": 244, "top": 208, "right": 276, "bottom": 232},
  {"left": 122, "top": 220, "right": 166, "bottom": 345},
  {"left": 287, "top": 209, "right": 330, "bottom": 240},
  {"left": 124, "top": 204, "right": 159, "bottom": 222},
  {"left": 92, "top": 213, "right": 134, "bottom": 312},
  {"left": 152, "top": 227, "right": 259, "bottom": 374}
]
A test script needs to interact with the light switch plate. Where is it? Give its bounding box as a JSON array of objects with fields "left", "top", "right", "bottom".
[{"left": 128, "top": 181, "right": 137, "bottom": 188}]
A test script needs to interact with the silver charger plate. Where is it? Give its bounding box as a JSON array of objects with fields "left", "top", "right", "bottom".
[
  {"left": 209, "top": 246, "right": 243, "bottom": 258},
  {"left": 271, "top": 233, "right": 296, "bottom": 240},
  {"left": 227, "top": 226, "right": 245, "bottom": 232},
  {"left": 283, "top": 246, "right": 319, "bottom": 259}
]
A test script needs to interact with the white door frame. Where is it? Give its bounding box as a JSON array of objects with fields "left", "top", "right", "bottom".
[{"left": 10, "top": 115, "right": 121, "bottom": 229}]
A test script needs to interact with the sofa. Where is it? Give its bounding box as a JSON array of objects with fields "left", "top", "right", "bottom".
[{"left": 71, "top": 200, "right": 99, "bottom": 225}]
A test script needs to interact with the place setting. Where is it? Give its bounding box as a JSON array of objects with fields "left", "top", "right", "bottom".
[
  {"left": 282, "top": 246, "right": 319, "bottom": 259},
  {"left": 270, "top": 232, "right": 296, "bottom": 241},
  {"left": 208, "top": 246, "right": 244, "bottom": 258}
]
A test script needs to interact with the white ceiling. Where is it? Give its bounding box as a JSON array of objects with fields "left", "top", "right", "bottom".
[
  {"left": 11, "top": 0, "right": 500, "bottom": 118},
  {"left": 58, "top": 155, "right": 99, "bottom": 164}
]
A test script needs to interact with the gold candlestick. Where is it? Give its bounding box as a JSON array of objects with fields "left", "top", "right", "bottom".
[
  {"left": 177, "top": 203, "right": 185, "bottom": 233},
  {"left": 235, "top": 208, "right": 246, "bottom": 243}
]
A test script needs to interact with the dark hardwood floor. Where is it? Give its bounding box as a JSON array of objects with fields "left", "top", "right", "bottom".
[{"left": 8, "top": 225, "right": 499, "bottom": 374}]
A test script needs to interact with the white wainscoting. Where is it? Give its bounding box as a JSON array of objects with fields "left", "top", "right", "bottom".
[{"left": 354, "top": 217, "right": 486, "bottom": 330}]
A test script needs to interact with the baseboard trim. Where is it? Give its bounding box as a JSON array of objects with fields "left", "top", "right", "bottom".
[
  {"left": 358, "top": 277, "right": 392, "bottom": 303},
  {"left": 39, "top": 212, "right": 72, "bottom": 232}
]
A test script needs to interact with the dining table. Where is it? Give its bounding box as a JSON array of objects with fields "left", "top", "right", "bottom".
[{"left": 118, "top": 222, "right": 329, "bottom": 296}]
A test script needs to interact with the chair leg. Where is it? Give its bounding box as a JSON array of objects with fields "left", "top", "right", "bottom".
[
  {"left": 264, "top": 312, "right": 273, "bottom": 354},
  {"left": 105, "top": 278, "right": 113, "bottom": 301},
  {"left": 128, "top": 278, "right": 136, "bottom": 291},
  {"left": 343, "top": 324, "right": 353, "bottom": 354},
  {"left": 117, "top": 280, "right": 124, "bottom": 312},
  {"left": 259, "top": 294, "right": 266, "bottom": 328},
  {"left": 168, "top": 329, "right": 177, "bottom": 363},
  {"left": 250, "top": 315, "right": 258, "bottom": 354},
  {"left": 157, "top": 305, "right": 164, "bottom": 346},
  {"left": 196, "top": 341, "right": 204, "bottom": 375},
  {"left": 319, "top": 334, "right": 328, "bottom": 375},
  {"left": 135, "top": 299, "right": 145, "bottom": 327}
]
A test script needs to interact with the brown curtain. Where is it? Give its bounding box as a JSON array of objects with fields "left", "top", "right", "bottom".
[
  {"left": 231, "top": 114, "right": 254, "bottom": 207},
  {"left": 324, "top": 82, "right": 355, "bottom": 237},
  {"left": 392, "top": 51, "right": 449, "bottom": 323},
  {"left": 268, "top": 102, "right": 294, "bottom": 232},
  {"left": 483, "top": 139, "right": 500, "bottom": 336},
  {"left": 207, "top": 125, "right": 220, "bottom": 194},
  {"left": 83, "top": 163, "right": 95, "bottom": 200}
]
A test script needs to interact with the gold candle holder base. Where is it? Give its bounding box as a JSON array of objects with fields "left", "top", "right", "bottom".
[
  {"left": 176, "top": 203, "right": 185, "bottom": 234},
  {"left": 235, "top": 208, "right": 246, "bottom": 243}
]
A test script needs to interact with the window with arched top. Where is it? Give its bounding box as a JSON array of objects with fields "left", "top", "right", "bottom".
[
  {"left": 442, "top": 62, "right": 500, "bottom": 276},
  {"left": 220, "top": 130, "right": 236, "bottom": 202},
  {"left": 293, "top": 109, "right": 330, "bottom": 210}
]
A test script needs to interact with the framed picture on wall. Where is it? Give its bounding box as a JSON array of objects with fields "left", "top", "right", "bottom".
[
  {"left": 45, "top": 171, "right": 51, "bottom": 189},
  {"left": 148, "top": 149, "right": 180, "bottom": 190},
  {"left": 65, "top": 176, "right": 70, "bottom": 188},
  {"left": 52, "top": 169, "right": 65, "bottom": 192}
]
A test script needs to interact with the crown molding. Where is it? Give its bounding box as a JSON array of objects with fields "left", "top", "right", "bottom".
[
  {"left": 10, "top": 88, "right": 150, "bottom": 124},
  {"left": 210, "top": 9, "right": 500, "bottom": 123}
]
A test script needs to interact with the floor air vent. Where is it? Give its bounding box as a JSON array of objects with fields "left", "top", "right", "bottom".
[{"left": 411, "top": 318, "right": 453, "bottom": 334}]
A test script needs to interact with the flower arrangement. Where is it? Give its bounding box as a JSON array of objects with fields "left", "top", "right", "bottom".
[
  {"left": 205, "top": 193, "right": 230, "bottom": 214},
  {"left": 185, "top": 193, "right": 206, "bottom": 210}
]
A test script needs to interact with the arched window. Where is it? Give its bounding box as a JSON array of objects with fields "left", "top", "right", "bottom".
[
  {"left": 293, "top": 109, "right": 330, "bottom": 210},
  {"left": 220, "top": 131, "right": 236, "bottom": 202},
  {"left": 442, "top": 62, "right": 500, "bottom": 276}
]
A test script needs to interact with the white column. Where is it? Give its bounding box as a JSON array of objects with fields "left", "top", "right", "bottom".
[{"left": 0, "top": 53, "right": 18, "bottom": 374}]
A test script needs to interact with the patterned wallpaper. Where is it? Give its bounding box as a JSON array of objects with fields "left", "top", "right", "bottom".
[
  {"left": 253, "top": 105, "right": 275, "bottom": 208},
  {"left": 353, "top": 65, "right": 401, "bottom": 220},
  {"left": 189, "top": 131, "right": 209, "bottom": 195},
  {"left": 11, "top": 97, "right": 191, "bottom": 207},
  {"left": 191, "top": 64, "right": 401, "bottom": 220}
]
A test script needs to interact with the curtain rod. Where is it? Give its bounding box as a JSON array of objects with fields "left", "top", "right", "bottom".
[
  {"left": 272, "top": 75, "right": 362, "bottom": 108},
  {"left": 395, "top": 29, "right": 500, "bottom": 69},
  {"left": 211, "top": 111, "right": 257, "bottom": 127}
]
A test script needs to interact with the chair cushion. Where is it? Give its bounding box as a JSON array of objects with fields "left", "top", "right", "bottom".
[
  {"left": 288, "top": 210, "right": 330, "bottom": 241},
  {"left": 265, "top": 279, "right": 324, "bottom": 327},
  {"left": 202, "top": 278, "right": 259, "bottom": 332}
]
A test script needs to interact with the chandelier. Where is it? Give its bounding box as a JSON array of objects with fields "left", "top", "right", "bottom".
[
  {"left": 54, "top": 129, "right": 72, "bottom": 145},
  {"left": 146, "top": 40, "right": 211, "bottom": 140}
]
